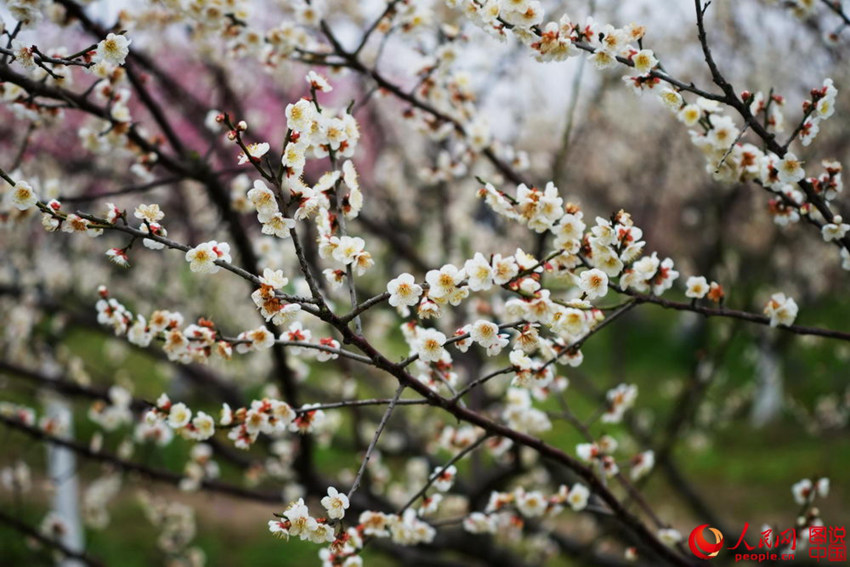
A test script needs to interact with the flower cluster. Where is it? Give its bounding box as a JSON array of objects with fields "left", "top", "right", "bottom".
[
  {"left": 576, "top": 436, "right": 621, "bottom": 478},
  {"left": 87, "top": 386, "right": 133, "bottom": 432},
  {"left": 250, "top": 268, "right": 301, "bottom": 325},
  {"left": 92, "top": 288, "right": 297, "bottom": 364},
  {"left": 247, "top": 180, "right": 296, "bottom": 239},
  {"left": 180, "top": 444, "right": 221, "bottom": 492},
  {"left": 791, "top": 477, "right": 830, "bottom": 506},
  {"left": 283, "top": 77, "right": 360, "bottom": 167},
  {"left": 146, "top": 395, "right": 216, "bottom": 442},
  {"left": 319, "top": 233, "right": 374, "bottom": 284},
  {"left": 654, "top": 78, "right": 845, "bottom": 247},
  {"left": 138, "top": 492, "right": 204, "bottom": 564},
  {"left": 463, "top": 482, "right": 590, "bottom": 536}
]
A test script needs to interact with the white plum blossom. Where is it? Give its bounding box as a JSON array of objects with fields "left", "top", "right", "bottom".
[
  {"left": 134, "top": 204, "right": 164, "bottom": 223},
  {"left": 463, "top": 253, "right": 494, "bottom": 291},
  {"left": 678, "top": 104, "right": 701, "bottom": 126},
  {"left": 764, "top": 292, "right": 798, "bottom": 327},
  {"left": 603, "top": 383, "right": 638, "bottom": 423},
  {"left": 168, "top": 403, "right": 192, "bottom": 429},
  {"left": 284, "top": 498, "right": 318, "bottom": 539},
  {"left": 463, "top": 512, "right": 496, "bottom": 534},
  {"left": 94, "top": 33, "right": 131, "bottom": 66},
  {"left": 306, "top": 70, "right": 332, "bottom": 92},
  {"left": 632, "top": 49, "right": 657, "bottom": 74},
  {"left": 247, "top": 180, "right": 279, "bottom": 221},
  {"left": 185, "top": 241, "right": 231, "bottom": 274},
  {"left": 567, "top": 483, "right": 590, "bottom": 511},
  {"left": 515, "top": 489, "right": 547, "bottom": 517},
  {"left": 238, "top": 142, "right": 270, "bottom": 164},
  {"left": 10, "top": 180, "right": 38, "bottom": 210},
  {"left": 579, "top": 268, "right": 609, "bottom": 299},
  {"left": 776, "top": 153, "right": 805, "bottom": 184},
  {"left": 630, "top": 450, "right": 655, "bottom": 480},
  {"left": 658, "top": 528, "right": 683, "bottom": 546},
  {"left": 11, "top": 40, "right": 36, "bottom": 69},
  {"left": 685, "top": 276, "right": 709, "bottom": 299},
  {"left": 431, "top": 465, "right": 457, "bottom": 492},
  {"left": 821, "top": 217, "right": 849, "bottom": 242},
  {"left": 387, "top": 273, "right": 423, "bottom": 307},
  {"left": 414, "top": 328, "right": 447, "bottom": 363},
  {"left": 491, "top": 254, "right": 520, "bottom": 285},
  {"left": 425, "top": 264, "right": 465, "bottom": 300},
  {"left": 792, "top": 478, "right": 814, "bottom": 505},
  {"left": 469, "top": 320, "right": 500, "bottom": 348},
  {"left": 320, "top": 486, "right": 350, "bottom": 520}
]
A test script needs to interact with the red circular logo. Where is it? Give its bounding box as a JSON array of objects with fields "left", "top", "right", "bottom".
[{"left": 688, "top": 524, "right": 724, "bottom": 559}]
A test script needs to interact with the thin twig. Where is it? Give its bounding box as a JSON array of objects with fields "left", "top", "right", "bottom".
[{"left": 347, "top": 383, "right": 405, "bottom": 500}]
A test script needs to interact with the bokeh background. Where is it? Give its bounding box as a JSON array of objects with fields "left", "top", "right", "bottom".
[{"left": 1, "top": 0, "right": 848, "bottom": 565}]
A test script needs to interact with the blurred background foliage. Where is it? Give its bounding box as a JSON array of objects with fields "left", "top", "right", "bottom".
[{"left": 1, "top": 0, "right": 849, "bottom": 565}]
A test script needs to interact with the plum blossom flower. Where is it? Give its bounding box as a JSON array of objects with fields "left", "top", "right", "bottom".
[
  {"left": 469, "top": 320, "right": 509, "bottom": 355},
  {"left": 431, "top": 465, "right": 456, "bottom": 492},
  {"left": 630, "top": 450, "right": 655, "bottom": 480},
  {"left": 185, "top": 241, "right": 231, "bottom": 274},
  {"left": 632, "top": 49, "right": 657, "bottom": 74},
  {"left": 821, "top": 217, "right": 849, "bottom": 242},
  {"left": 685, "top": 276, "right": 709, "bottom": 299},
  {"left": 792, "top": 478, "right": 813, "bottom": 505},
  {"left": 425, "top": 264, "right": 464, "bottom": 300},
  {"left": 678, "top": 104, "right": 701, "bottom": 126},
  {"left": 285, "top": 99, "right": 316, "bottom": 132},
  {"left": 11, "top": 40, "right": 36, "bottom": 69},
  {"left": 332, "top": 236, "right": 368, "bottom": 267},
  {"left": 94, "top": 33, "right": 131, "bottom": 66},
  {"left": 816, "top": 477, "right": 830, "bottom": 497},
  {"left": 603, "top": 383, "right": 638, "bottom": 423},
  {"left": 268, "top": 519, "right": 289, "bottom": 539},
  {"left": 515, "top": 489, "right": 547, "bottom": 517},
  {"left": 777, "top": 153, "right": 805, "bottom": 184},
  {"left": 492, "top": 254, "right": 519, "bottom": 285},
  {"left": 658, "top": 88, "right": 683, "bottom": 111},
  {"left": 469, "top": 320, "right": 499, "bottom": 348},
  {"left": 387, "top": 273, "right": 423, "bottom": 307},
  {"left": 414, "top": 328, "right": 447, "bottom": 362},
  {"left": 284, "top": 498, "right": 318, "bottom": 538},
  {"left": 105, "top": 248, "right": 130, "bottom": 267},
  {"left": 567, "top": 483, "right": 590, "bottom": 511},
  {"left": 321, "top": 486, "right": 350, "bottom": 520},
  {"left": 306, "top": 71, "right": 332, "bottom": 92},
  {"left": 579, "top": 268, "right": 608, "bottom": 299},
  {"left": 10, "top": 180, "right": 38, "bottom": 210},
  {"left": 261, "top": 213, "right": 296, "bottom": 238},
  {"left": 247, "top": 180, "right": 279, "bottom": 222},
  {"left": 134, "top": 204, "right": 164, "bottom": 223},
  {"left": 658, "top": 528, "right": 683, "bottom": 546},
  {"left": 190, "top": 412, "right": 215, "bottom": 441},
  {"left": 463, "top": 252, "right": 494, "bottom": 291},
  {"left": 463, "top": 512, "right": 496, "bottom": 534},
  {"left": 764, "top": 292, "right": 798, "bottom": 327},
  {"left": 168, "top": 403, "right": 192, "bottom": 429},
  {"left": 237, "top": 142, "right": 270, "bottom": 165}
]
